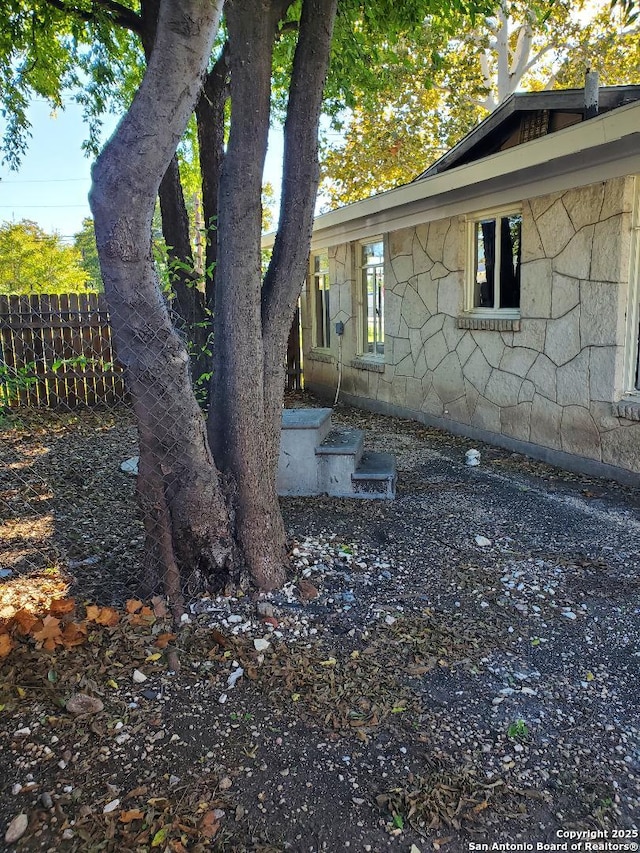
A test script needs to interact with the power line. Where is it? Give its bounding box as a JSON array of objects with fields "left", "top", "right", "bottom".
[
  {"left": 0, "top": 178, "right": 88, "bottom": 184},
  {"left": 0, "top": 204, "right": 89, "bottom": 209}
]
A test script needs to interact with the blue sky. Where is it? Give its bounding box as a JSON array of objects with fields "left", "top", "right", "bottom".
[
  {"left": 0, "top": 100, "right": 108, "bottom": 241},
  {"left": 0, "top": 99, "right": 285, "bottom": 242}
]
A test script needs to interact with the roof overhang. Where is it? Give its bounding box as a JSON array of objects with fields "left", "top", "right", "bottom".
[{"left": 262, "top": 99, "right": 640, "bottom": 252}]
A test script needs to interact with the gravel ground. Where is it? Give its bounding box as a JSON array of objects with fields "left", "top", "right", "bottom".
[{"left": 0, "top": 399, "right": 639, "bottom": 852}]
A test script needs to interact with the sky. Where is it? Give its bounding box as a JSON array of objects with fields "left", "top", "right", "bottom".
[{"left": 0, "top": 99, "right": 285, "bottom": 243}]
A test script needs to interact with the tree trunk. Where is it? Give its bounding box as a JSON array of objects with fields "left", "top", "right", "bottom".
[
  {"left": 195, "top": 45, "right": 229, "bottom": 314},
  {"left": 208, "top": 0, "right": 291, "bottom": 592},
  {"left": 209, "top": 0, "right": 337, "bottom": 591},
  {"left": 158, "top": 157, "right": 211, "bottom": 397},
  {"left": 141, "top": 0, "right": 211, "bottom": 394},
  {"left": 262, "top": 0, "right": 338, "bottom": 481},
  {"left": 90, "top": 0, "right": 233, "bottom": 605}
]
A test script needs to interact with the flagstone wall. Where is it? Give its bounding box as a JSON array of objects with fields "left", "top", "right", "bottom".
[{"left": 303, "top": 176, "right": 640, "bottom": 476}]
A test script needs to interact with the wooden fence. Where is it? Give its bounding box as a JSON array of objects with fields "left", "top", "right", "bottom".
[{"left": 0, "top": 293, "right": 126, "bottom": 408}]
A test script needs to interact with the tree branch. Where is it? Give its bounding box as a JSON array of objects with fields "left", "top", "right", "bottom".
[{"left": 43, "top": 0, "right": 142, "bottom": 34}]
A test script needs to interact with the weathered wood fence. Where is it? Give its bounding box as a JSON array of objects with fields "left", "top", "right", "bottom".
[{"left": 0, "top": 294, "right": 126, "bottom": 408}]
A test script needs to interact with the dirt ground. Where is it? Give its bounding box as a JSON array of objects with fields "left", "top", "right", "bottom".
[{"left": 1, "top": 399, "right": 639, "bottom": 853}]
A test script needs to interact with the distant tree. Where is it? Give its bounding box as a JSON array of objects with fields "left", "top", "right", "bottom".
[
  {"left": 320, "top": 0, "right": 640, "bottom": 207},
  {"left": 73, "top": 218, "right": 103, "bottom": 291},
  {"left": 0, "top": 220, "right": 90, "bottom": 294}
]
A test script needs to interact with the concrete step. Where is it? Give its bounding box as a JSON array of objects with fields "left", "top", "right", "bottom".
[
  {"left": 315, "top": 428, "right": 365, "bottom": 496},
  {"left": 351, "top": 451, "right": 397, "bottom": 499},
  {"left": 278, "top": 407, "right": 333, "bottom": 496}
]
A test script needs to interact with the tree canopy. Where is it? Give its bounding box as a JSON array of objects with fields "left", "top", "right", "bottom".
[
  {"left": 0, "top": 219, "right": 90, "bottom": 293},
  {"left": 319, "top": 0, "right": 640, "bottom": 207}
]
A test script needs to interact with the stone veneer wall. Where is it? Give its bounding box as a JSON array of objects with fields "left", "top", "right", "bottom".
[{"left": 303, "top": 176, "right": 640, "bottom": 476}]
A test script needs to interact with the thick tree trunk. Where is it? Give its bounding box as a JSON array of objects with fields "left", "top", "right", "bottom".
[
  {"left": 90, "top": 1, "right": 233, "bottom": 605},
  {"left": 209, "top": 0, "right": 291, "bottom": 592},
  {"left": 141, "top": 0, "right": 211, "bottom": 393},
  {"left": 209, "top": 0, "right": 336, "bottom": 591},
  {"left": 262, "top": 0, "right": 338, "bottom": 481}
]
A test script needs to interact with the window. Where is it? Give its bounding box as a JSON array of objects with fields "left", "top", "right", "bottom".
[
  {"left": 361, "top": 239, "right": 384, "bottom": 356},
  {"left": 310, "top": 252, "right": 330, "bottom": 349},
  {"left": 468, "top": 210, "right": 521, "bottom": 313}
]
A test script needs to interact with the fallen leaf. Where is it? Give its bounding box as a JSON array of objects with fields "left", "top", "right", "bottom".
[
  {"left": 32, "top": 615, "right": 62, "bottom": 644},
  {"left": 96, "top": 606, "right": 119, "bottom": 627},
  {"left": 125, "top": 786, "right": 148, "bottom": 799},
  {"left": 119, "top": 809, "right": 144, "bottom": 823},
  {"left": 49, "top": 598, "right": 76, "bottom": 617},
  {"left": 0, "top": 634, "right": 13, "bottom": 659},
  {"left": 319, "top": 657, "right": 337, "bottom": 667},
  {"left": 297, "top": 579, "right": 319, "bottom": 601},
  {"left": 85, "top": 604, "right": 101, "bottom": 622},
  {"left": 60, "top": 622, "right": 88, "bottom": 647},
  {"left": 199, "top": 811, "right": 220, "bottom": 839},
  {"left": 151, "top": 596, "right": 168, "bottom": 617},
  {"left": 151, "top": 827, "right": 169, "bottom": 847},
  {"left": 210, "top": 628, "right": 231, "bottom": 648},
  {"left": 129, "top": 606, "right": 155, "bottom": 626},
  {"left": 105, "top": 679, "right": 119, "bottom": 689},
  {"left": 12, "top": 610, "right": 38, "bottom": 635},
  {"left": 125, "top": 599, "right": 144, "bottom": 614},
  {"left": 155, "top": 633, "right": 176, "bottom": 649},
  {"left": 145, "top": 653, "right": 162, "bottom": 662},
  {"left": 66, "top": 693, "right": 104, "bottom": 715}
]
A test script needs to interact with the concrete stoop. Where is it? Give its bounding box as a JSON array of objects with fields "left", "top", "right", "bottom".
[{"left": 277, "top": 408, "right": 396, "bottom": 499}]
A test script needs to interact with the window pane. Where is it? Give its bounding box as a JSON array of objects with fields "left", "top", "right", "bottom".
[
  {"left": 475, "top": 220, "right": 495, "bottom": 308},
  {"left": 362, "top": 241, "right": 383, "bottom": 266},
  {"left": 499, "top": 214, "right": 521, "bottom": 309},
  {"left": 312, "top": 253, "right": 330, "bottom": 348}
]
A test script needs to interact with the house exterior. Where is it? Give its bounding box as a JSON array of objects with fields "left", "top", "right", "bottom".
[{"left": 268, "top": 87, "right": 640, "bottom": 484}]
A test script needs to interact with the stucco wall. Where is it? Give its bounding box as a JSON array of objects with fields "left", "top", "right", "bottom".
[{"left": 303, "top": 176, "right": 640, "bottom": 476}]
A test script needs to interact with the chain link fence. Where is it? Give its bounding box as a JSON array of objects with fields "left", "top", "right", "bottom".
[{"left": 0, "top": 292, "right": 221, "bottom": 623}]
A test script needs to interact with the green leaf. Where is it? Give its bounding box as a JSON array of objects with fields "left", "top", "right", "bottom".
[{"left": 151, "top": 826, "right": 168, "bottom": 847}]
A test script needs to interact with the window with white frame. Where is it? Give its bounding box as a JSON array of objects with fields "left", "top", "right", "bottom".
[
  {"left": 467, "top": 209, "right": 522, "bottom": 313},
  {"left": 360, "top": 239, "right": 384, "bottom": 356},
  {"left": 310, "top": 252, "right": 330, "bottom": 349}
]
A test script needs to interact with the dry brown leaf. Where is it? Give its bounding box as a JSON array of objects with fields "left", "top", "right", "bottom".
[
  {"left": 129, "top": 606, "right": 155, "bottom": 626},
  {"left": 125, "top": 599, "right": 143, "bottom": 614},
  {"left": 13, "top": 609, "right": 39, "bottom": 635},
  {"left": 125, "top": 786, "right": 148, "bottom": 799},
  {"left": 210, "top": 628, "right": 231, "bottom": 648},
  {"left": 119, "top": 809, "right": 145, "bottom": 823},
  {"left": 32, "top": 614, "right": 61, "bottom": 643},
  {"left": 155, "top": 633, "right": 176, "bottom": 649},
  {"left": 96, "top": 606, "right": 119, "bottom": 627},
  {"left": 60, "top": 622, "right": 88, "bottom": 647},
  {"left": 85, "top": 604, "right": 101, "bottom": 622},
  {"left": 49, "top": 598, "right": 76, "bottom": 617},
  {"left": 199, "top": 811, "right": 220, "bottom": 839},
  {"left": 0, "top": 633, "right": 13, "bottom": 658},
  {"left": 297, "top": 579, "right": 319, "bottom": 601},
  {"left": 151, "top": 596, "right": 168, "bottom": 617}
]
